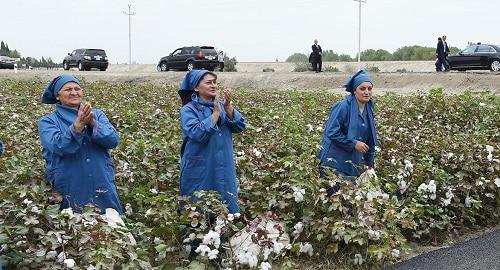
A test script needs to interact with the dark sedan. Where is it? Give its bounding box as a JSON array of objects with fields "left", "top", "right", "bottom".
[
  {"left": 0, "top": 56, "right": 15, "bottom": 69},
  {"left": 447, "top": 43, "right": 500, "bottom": 72}
]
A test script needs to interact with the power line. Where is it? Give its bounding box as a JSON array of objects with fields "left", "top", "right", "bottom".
[{"left": 123, "top": 4, "right": 136, "bottom": 68}]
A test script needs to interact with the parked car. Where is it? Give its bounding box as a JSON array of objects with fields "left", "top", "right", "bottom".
[
  {"left": 0, "top": 56, "right": 15, "bottom": 69},
  {"left": 63, "top": 49, "right": 109, "bottom": 71},
  {"left": 157, "top": 46, "right": 219, "bottom": 72},
  {"left": 447, "top": 43, "right": 500, "bottom": 72}
]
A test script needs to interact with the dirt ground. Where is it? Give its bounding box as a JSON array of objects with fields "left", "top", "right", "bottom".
[{"left": 1, "top": 62, "right": 499, "bottom": 95}]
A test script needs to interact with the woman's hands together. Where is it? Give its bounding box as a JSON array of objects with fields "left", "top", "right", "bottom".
[
  {"left": 74, "top": 103, "right": 94, "bottom": 133},
  {"left": 212, "top": 88, "right": 235, "bottom": 125}
]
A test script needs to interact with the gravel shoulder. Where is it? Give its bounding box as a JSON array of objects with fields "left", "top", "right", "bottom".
[{"left": 1, "top": 62, "right": 499, "bottom": 96}]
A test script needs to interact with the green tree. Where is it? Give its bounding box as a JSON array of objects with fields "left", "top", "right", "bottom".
[
  {"left": 360, "top": 49, "right": 393, "bottom": 61},
  {"left": 286, "top": 53, "right": 308, "bottom": 63},
  {"left": 223, "top": 55, "right": 237, "bottom": 72},
  {"left": 338, "top": 54, "right": 354, "bottom": 62},
  {"left": 392, "top": 45, "right": 435, "bottom": 60},
  {"left": 322, "top": 50, "right": 339, "bottom": 61}
]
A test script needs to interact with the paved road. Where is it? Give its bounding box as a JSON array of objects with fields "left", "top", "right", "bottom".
[{"left": 386, "top": 229, "right": 500, "bottom": 270}]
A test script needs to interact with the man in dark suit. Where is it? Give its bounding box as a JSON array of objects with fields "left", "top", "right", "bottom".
[
  {"left": 436, "top": 37, "right": 445, "bottom": 72},
  {"left": 311, "top": 39, "right": 323, "bottom": 73},
  {"left": 442, "top": 35, "right": 450, "bottom": 71}
]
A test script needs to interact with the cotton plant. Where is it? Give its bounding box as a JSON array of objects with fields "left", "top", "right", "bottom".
[
  {"left": 292, "top": 186, "right": 305, "bottom": 203},
  {"left": 417, "top": 180, "right": 437, "bottom": 200}
]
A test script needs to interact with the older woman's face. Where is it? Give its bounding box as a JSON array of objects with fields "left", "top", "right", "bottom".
[
  {"left": 195, "top": 74, "right": 218, "bottom": 101},
  {"left": 58, "top": 82, "right": 83, "bottom": 108},
  {"left": 354, "top": 82, "right": 373, "bottom": 105}
]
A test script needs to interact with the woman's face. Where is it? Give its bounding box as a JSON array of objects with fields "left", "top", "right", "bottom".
[
  {"left": 195, "top": 74, "right": 218, "bottom": 101},
  {"left": 57, "top": 82, "right": 83, "bottom": 108},
  {"left": 354, "top": 82, "right": 373, "bottom": 104}
]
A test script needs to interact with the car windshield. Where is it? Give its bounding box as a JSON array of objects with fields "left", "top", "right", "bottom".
[
  {"left": 86, "top": 50, "right": 106, "bottom": 56},
  {"left": 462, "top": 46, "right": 477, "bottom": 54}
]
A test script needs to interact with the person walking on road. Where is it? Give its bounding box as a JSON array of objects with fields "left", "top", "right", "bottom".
[
  {"left": 218, "top": 50, "right": 225, "bottom": 72},
  {"left": 436, "top": 37, "right": 446, "bottom": 72},
  {"left": 311, "top": 39, "right": 323, "bottom": 73},
  {"left": 442, "top": 35, "right": 451, "bottom": 71}
]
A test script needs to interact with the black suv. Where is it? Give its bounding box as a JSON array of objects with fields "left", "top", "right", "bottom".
[
  {"left": 447, "top": 43, "right": 500, "bottom": 72},
  {"left": 63, "top": 49, "right": 109, "bottom": 71},
  {"left": 157, "top": 46, "right": 219, "bottom": 72}
]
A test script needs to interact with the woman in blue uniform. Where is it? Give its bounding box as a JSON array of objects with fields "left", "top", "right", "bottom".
[
  {"left": 319, "top": 70, "right": 377, "bottom": 190},
  {"left": 178, "top": 70, "right": 246, "bottom": 213},
  {"left": 38, "top": 75, "right": 122, "bottom": 213}
]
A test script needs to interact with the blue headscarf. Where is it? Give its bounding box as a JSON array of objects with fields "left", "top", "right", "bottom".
[
  {"left": 41, "top": 75, "right": 81, "bottom": 104},
  {"left": 344, "top": 70, "right": 373, "bottom": 94},
  {"left": 178, "top": 70, "right": 213, "bottom": 96}
]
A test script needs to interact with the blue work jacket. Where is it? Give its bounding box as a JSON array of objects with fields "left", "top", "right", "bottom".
[
  {"left": 180, "top": 94, "right": 246, "bottom": 213},
  {"left": 319, "top": 95, "right": 377, "bottom": 177},
  {"left": 38, "top": 104, "right": 122, "bottom": 213}
]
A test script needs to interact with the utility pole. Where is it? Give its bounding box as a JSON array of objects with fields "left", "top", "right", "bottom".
[
  {"left": 353, "top": 0, "right": 366, "bottom": 69},
  {"left": 123, "top": 4, "right": 136, "bottom": 69}
]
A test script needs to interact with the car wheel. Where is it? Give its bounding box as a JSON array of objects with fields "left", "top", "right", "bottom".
[
  {"left": 489, "top": 59, "right": 500, "bottom": 72},
  {"left": 160, "top": 62, "right": 169, "bottom": 72},
  {"left": 78, "top": 62, "right": 84, "bottom": 71},
  {"left": 186, "top": 61, "right": 194, "bottom": 71},
  {"left": 99, "top": 68, "right": 106, "bottom": 71},
  {"left": 63, "top": 61, "right": 70, "bottom": 70}
]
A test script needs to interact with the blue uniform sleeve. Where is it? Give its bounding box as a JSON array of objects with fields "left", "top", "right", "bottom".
[
  {"left": 0, "top": 140, "right": 3, "bottom": 155},
  {"left": 91, "top": 109, "right": 120, "bottom": 149},
  {"left": 364, "top": 144, "right": 376, "bottom": 167},
  {"left": 181, "top": 106, "right": 218, "bottom": 143},
  {"left": 38, "top": 116, "right": 84, "bottom": 156},
  {"left": 225, "top": 108, "right": 246, "bottom": 133},
  {"left": 325, "top": 103, "right": 356, "bottom": 152}
]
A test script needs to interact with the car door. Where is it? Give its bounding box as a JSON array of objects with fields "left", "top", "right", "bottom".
[
  {"left": 462, "top": 45, "right": 481, "bottom": 68},
  {"left": 168, "top": 48, "right": 183, "bottom": 69},
  {"left": 452, "top": 45, "right": 478, "bottom": 68},
  {"left": 179, "top": 47, "right": 192, "bottom": 69},
  {"left": 476, "top": 45, "right": 495, "bottom": 68},
  {"left": 68, "top": 50, "right": 78, "bottom": 66}
]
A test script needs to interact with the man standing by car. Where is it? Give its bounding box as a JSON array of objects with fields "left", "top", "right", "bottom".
[
  {"left": 218, "top": 50, "right": 224, "bottom": 72},
  {"left": 436, "top": 37, "right": 445, "bottom": 72},
  {"left": 311, "top": 39, "right": 323, "bottom": 73},
  {"left": 442, "top": 35, "right": 451, "bottom": 71}
]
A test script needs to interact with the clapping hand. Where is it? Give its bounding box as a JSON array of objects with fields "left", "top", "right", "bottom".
[
  {"left": 212, "top": 93, "right": 221, "bottom": 125},
  {"left": 223, "top": 88, "right": 234, "bottom": 119},
  {"left": 74, "top": 102, "right": 94, "bottom": 133}
]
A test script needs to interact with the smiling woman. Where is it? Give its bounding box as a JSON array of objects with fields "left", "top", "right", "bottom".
[
  {"left": 177, "top": 70, "right": 247, "bottom": 214},
  {"left": 318, "top": 70, "right": 378, "bottom": 192},
  {"left": 38, "top": 75, "right": 122, "bottom": 213}
]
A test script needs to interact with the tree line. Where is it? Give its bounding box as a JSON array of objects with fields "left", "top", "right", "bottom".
[
  {"left": 1, "top": 41, "right": 60, "bottom": 68},
  {"left": 286, "top": 45, "right": 461, "bottom": 62}
]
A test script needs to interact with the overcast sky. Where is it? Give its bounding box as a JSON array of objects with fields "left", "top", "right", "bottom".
[{"left": 1, "top": 0, "right": 498, "bottom": 64}]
